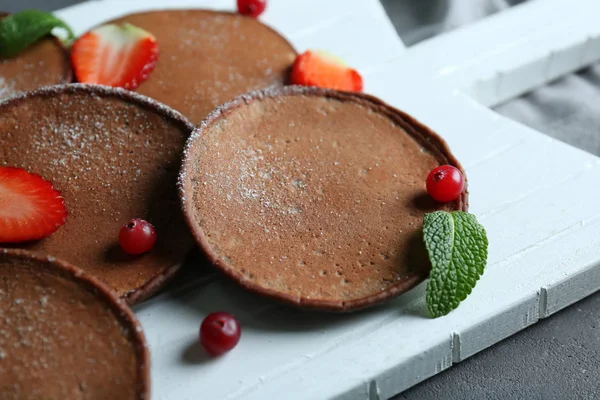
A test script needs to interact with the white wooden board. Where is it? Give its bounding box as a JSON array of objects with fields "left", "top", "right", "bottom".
[{"left": 52, "top": 0, "right": 600, "bottom": 399}]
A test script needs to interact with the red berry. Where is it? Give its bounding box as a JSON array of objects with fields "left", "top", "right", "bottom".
[
  {"left": 426, "top": 165, "right": 465, "bottom": 202},
  {"left": 237, "top": 0, "right": 267, "bottom": 17},
  {"left": 200, "top": 312, "right": 241, "bottom": 357},
  {"left": 119, "top": 219, "right": 156, "bottom": 255}
]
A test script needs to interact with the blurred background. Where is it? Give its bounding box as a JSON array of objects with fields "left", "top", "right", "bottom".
[
  {"left": 382, "top": 0, "right": 600, "bottom": 159},
  {"left": 2, "top": 1, "right": 599, "bottom": 399}
]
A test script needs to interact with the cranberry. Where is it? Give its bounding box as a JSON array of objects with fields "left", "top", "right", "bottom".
[
  {"left": 119, "top": 218, "right": 156, "bottom": 255},
  {"left": 426, "top": 165, "right": 465, "bottom": 202},
  {"left": 200, "top": 312, "right": 241, "bottom": 357},
  {"left": 237, "top": 0, "right": 267, "bottom": 18}
]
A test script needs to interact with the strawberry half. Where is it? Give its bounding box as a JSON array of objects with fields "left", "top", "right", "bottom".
[
  {"left": 0, "top": 167, "right": 67, "bottom": 243},
  {"left": 290, "top": 50, "right": 363, "bottom": 92},
  {"left": 71, "top": 23, "right": 159, "bottom": 90}
]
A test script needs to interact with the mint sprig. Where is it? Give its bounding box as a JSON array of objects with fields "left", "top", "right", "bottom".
[
  {"left": 0, "top": 10, "right": 75, "bottom": 58},
  {"left": 424, "top": 211, "right": 488, "bottom": 318}
]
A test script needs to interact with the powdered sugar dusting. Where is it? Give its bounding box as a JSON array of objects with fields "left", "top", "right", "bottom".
[
  {"left": 179, "top": 86, "right": 340, "bottom": 206},
  {"left": 0, "top": 84, "right": 194, "bottom": 299},
  {"left": 2, "top": 83, "right": 192, "bottom": 187},
  {"left": 0, "top": 77, "right": 16, "bottom": 101},
  {"left": 3, "top": 85, "right": 189, "bottom": 199},
  {"left": 0, "top": 250, "right": 150, "bottom": 397},
  {"left": 3, "top": 83, "right": 192, "bottom": 130}
]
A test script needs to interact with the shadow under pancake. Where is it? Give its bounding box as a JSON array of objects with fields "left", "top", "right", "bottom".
[
  {"left": 159, "top": 192, "right": 440, "bottom": 329},
  {"left": 161, "top": 248, "right": 217, "bottom": 292},
  {"left": 145, "top": 158, "right": 191, "bottom": 260},
  {"left": 403, "top": 229, "right": 431, "bottom": 276},
  {"left": 400, "top": 223, "right": 432, "bottom": 319},
  {"left": 164, "top": 265, "right": 379, "bottom": 333},
  {"left": 163, "top": 228, "right": 434, "bottom": 330},
  {"left": 104, "top": 243, "right": 139, "bottom": 263}
]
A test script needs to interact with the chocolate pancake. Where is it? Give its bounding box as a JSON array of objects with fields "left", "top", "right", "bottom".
[
  {"left": 0, "top": 14, "right": 72, "bottom": 101},
  {"left": 0, "top": 84, "right": 194, "bottom": 304},
  {"left": 180, "top": 86, "right": 468, "bottom": 311},
  {"left": 0, "top": 248, "right": 149, "bottom": 399},
  {"left": 104, "top": 10, "right": 296, "bottom": 124}
]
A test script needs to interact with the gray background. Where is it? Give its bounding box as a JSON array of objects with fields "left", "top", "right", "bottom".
[{"left": 4, "top": 0, "right": 600, "bottom": 398}]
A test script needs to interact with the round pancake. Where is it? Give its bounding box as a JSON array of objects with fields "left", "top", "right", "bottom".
[
  {"left": 180, "top": 86, "right": 468, "bottom": 311},
  {"left": 0, "top": 248, "right": 149, "bottom": 399},
  {"left": 0, "top": 14, "right": 72, "bottom": 101},
  {"left": 105, "top": 10, "right": 296, "bottom": 124},
  {"left": 0, "top": 84, "right": 195, "bottom": 304}
]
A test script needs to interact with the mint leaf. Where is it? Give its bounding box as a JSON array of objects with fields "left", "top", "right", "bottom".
[
  {"left": 424, "top": 211, "right": 488, "bottom": 318},
  {"left": 0, "top": 10, "right": 75, "bottom": 58}
]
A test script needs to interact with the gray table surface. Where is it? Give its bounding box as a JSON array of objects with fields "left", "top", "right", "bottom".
[{"left": 3, "top": 0, "right": 600, "bottom": 398}]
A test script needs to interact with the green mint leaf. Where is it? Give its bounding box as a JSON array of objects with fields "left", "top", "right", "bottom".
[
  {"left": 0, "top": 10, "right": 75, "bottom": 58},
  {"left": 424, "top": 211, "right": 488, "bottom": 318}
]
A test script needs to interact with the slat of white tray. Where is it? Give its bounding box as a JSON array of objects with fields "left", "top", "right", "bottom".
[
  {"left": 380, "top": 0, "right": 600, "bottom": 106},
  {"left": 53, "top": 0, "right": 600, "bottom": 399}
]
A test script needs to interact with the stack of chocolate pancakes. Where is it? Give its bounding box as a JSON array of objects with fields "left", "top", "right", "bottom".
[{"left": 0, "top": 7, "right": 466, "bottom": 399}]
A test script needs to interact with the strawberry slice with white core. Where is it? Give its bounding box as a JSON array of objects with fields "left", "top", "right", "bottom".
[
  {"left": 0, "top": 167, "right": 67, "bottom": 243},
  {"left": 71, "top": 23, "right": 159, "bottom": 90},
  {"left": 290, "top": 50, "right": 363, "bottom": 92}
]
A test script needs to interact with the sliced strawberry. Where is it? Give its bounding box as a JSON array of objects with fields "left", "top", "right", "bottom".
[
  {"left": 0, "top": 167, "right": 67, "bottom": 243},
  {"left": 71, "top": 23, "right": 159, "bottom": 90},
  {"left": 290, "top": 50, "right": 363, "bottom": 92}
]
